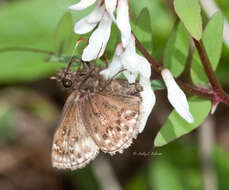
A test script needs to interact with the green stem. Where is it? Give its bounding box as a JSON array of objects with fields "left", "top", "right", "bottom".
[{"left": 0, "top": 46, "right": 54, "bottom": 55}]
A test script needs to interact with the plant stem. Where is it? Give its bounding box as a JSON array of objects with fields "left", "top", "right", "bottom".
[
  {"left": 134, "top": 32, "right": 229, "bottom": 106},
  {"left": 134, "top": 35, "right": 163, "bottom": 73},
  {"left": 193, "top": 39, "right": 222, "bottom": 92},
  {"left": 193, "top": 39, "right": 229, "bottom": 105},
  {"left": 176, "top": 80, "right": 214, "bottom": 100},
  {"left": 0, "top": 47, "right": 54, "bottom": 55}
]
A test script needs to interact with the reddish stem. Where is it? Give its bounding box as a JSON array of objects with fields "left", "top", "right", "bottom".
[
  {"left": 193, "top": 39, "right": 229, "bottom": 106},
  {"left": 134, "top": 32, "right": 229, "bottom": 106},
  {"left": 134, "top": 34, "right": 163, "bottom": 73},
  {"left": 176, "top": 80, "right": 214, "bottom": 100}
]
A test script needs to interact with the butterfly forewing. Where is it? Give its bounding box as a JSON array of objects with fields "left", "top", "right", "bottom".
[
  {"left": 52, "top": 71, "right": 143, "bottom": 170},
  {"left": 81, "top": 92, "right": 141, "bottom": 155},
  {"left": 52, "top": 91, "right": 99, "bottom": 170}
]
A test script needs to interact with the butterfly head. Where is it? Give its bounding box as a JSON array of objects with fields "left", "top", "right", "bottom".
[
  {"left": 54, "top": 69, "right": 75, "bottom": 88},
  {"left": 55, "top": 66, "right": 102, "bottom": 93},
  {"left": 62, "top": 74, "right": 73, "bottom": 88}
]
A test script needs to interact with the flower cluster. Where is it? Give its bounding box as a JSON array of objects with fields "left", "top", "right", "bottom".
[
  {"left": 69, "top": 0, "right": 131, "bottom": 61},
  {"left": 69, "top": 0, "right": 194, "bottom": 133}
]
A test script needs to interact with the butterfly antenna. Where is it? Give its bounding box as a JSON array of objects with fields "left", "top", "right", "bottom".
[{"left": 65, "top": 38, "right": 85, "bottom": 74}]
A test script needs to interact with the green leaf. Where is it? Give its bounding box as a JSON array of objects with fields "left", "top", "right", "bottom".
[
  {"left": 55, "top": 12, "right": 73, "bottom": 54},
  {"left": 0, "top": 0, "right": 70, "bottom": 84},
  {"left": 174, "top": 0, "right": 202, "bottom": 40},
  {"left": 191, "top": 12, "right": 224, "bottom": 85},
  {"left": 66, "top": 166, "right": 101, "bottom": 190},
  {"left": 151, "top": 79, "right": 166, "bottom": 91},
  {"left": 130, "top": 0, "right": 172, "bottom": 35},
  {"left": 149, "top": 159, "right": 183, "bottom": 190},
  {"left": 0, "top": 52, "right": 62, "bottom": 84},
  {"left": 134, "top": 8, "right": 152, "bottom": 53},
  {"left": 0, "top": 0, "right": 89, "bottom": 84},
  {"left": 163, "top": 22, "right": 189, "bottom": 77},
  {"left": 124, "top": 172, "right": 148, "bottom": 190},
  {"left": 129, "top": 0, "right": 173, "bottom": 58},
  {"left": 213, "top": 147, "right": 229, "bottom": 189},
  {"left": 154, "top": 97, "right": 211, "bottom": 147}
]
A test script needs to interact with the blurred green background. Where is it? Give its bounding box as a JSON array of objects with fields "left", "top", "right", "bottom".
[{"left": 0, "top": 0, "right": 229, "bottom": 189}]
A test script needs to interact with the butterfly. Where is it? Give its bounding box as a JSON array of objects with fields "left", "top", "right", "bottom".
[{"left": 51, "top": 64, "right": 143, "bottom": 170}]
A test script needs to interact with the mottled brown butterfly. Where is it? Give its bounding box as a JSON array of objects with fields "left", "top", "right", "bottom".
[{"left": 51, "top": 62, "right": 142, "bottom": 170}]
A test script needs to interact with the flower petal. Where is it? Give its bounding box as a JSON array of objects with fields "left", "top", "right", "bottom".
[
  {"left": 82, "top": 12, "right": 112, "bottom": 61},
  {"left": 121, "top": 46, "right": 138, "bottom": 79},
  {"left": 100, "top": 44, "right": 124, "bottom": 79},
  {"left": 161, "top": 69, "right": 194, "bottom": 123},
  {"left": 74, "top": 4, "right": 105, "bottom": 34},
  {"left": 87, "top": 0, "right": 105, "bottom": 23},
  {"left": 139, "top": 76, "right": 156, "bottom": 133},
  {"left": 121, "top": 35, "right": 151, "bottom": 81},
  {"left": 105, "top": 0, "right": 117, "bottom": 21},
  {"left": 123, "top": 34, "right": 136, "bottom": 53},
  {"left": 74, "top": 20, "right": 97, "bottom": 34},
  {"left": 114, "top": 43, "right": 124, "bottom": 56},
  {"left": 69, "top": 0, "right": 97, "bottom": 11},
  {"left": 123, "top": 71, "right": 138, "bottom": 83},
  {"left": 116, "top": 0, "right": 131, "bottom": 47},
  {"left": 135, "top": 55, "right": 151, "bottom": 79}
]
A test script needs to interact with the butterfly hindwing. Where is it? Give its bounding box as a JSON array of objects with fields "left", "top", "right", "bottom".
[{"left": 81, "top": 92, "right": 141, "bottom": 155}]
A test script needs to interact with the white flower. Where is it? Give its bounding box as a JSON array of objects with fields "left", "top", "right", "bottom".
[
  {"left": 100, "top": 35, "right": 155, "bottom": 133},
  {"left": 161, "top": 69, "right": 194, "bottom": 123},
  {"left": 138, "top": 76, "right": 156, "bottom": 133},
  {"left": 73, "top": 3, "right": 105, "bottom": 34},
  {"left": 82, "top": 12, "right": 112, "bottom": 61},
  {"left": 104, "top": 0, "right": 117, "bottom": 21},
  {"left": 116, "top": 0, "right": 131, "bottom": 47},
  {"left": 120, "top": 35, "right": 151, "bottom": 82},
  {"left": 69, "top": 0, "right": 97, "bottom": 11},
  {"left": 100, "top": 43, "right": 123, "bottom": 80},
  {"left": 69, "top": 0, "right": 132, "bottom": 61}
]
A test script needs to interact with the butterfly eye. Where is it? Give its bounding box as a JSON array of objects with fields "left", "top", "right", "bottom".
[{"left": 62, "top": 78, "right": 73, "bottom": 88}]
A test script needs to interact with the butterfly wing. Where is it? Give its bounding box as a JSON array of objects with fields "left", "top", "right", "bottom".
[
  {"left": 81, "top": 92, "right": 141, "bottom": 155},
  {"left": 51, "top": 91, "right": 99, "bottom": 170}
]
